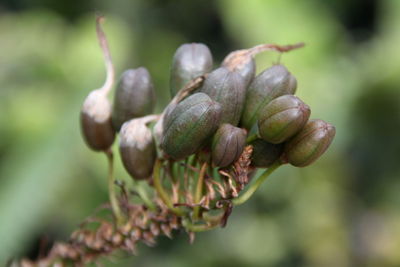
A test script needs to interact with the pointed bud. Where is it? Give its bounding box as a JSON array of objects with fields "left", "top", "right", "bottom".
[
  {"left": 258, "top": 95, "right": 310, "bottom": 144},
  {"left": 152, "top": 100, "right": 179, "bottom": 153},
  {"left": 200, "top": 67, "right": 246, "bottom": 125},
  {"left": 161, "top": 93, "right": 222, "bottom": 160},
  {"left": 112, "top": 68, "right": 155, "bottom": 131},
  {"left": 170, "top": 43, "right": 213, "bottom": 97},
  {"left": 119, "top": 116, "right": 158, "bottom": 179},
  {"left": 284, "top": 119, "right": 336, "bottom": 167},
  {"left": 211, "top": 124, "right": 247, "bottom": 167},
  {"left": 80, "top": 90, "right": 115, "bottom": 151},
  {"left": 222, "top": 50, "right": 256, "bottom": 87},
  {"left": 241, "top": 64, "right": 297, "bottom": 129},
  {"left": 250, "top": 139, "right": 284, "bottom": 168}
]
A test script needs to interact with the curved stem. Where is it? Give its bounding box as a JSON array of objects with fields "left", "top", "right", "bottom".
[
  {"left": 134, "top": 180, "right": 157, "bottom": 212},
  {"left": 223, "top": 42, "right": 305, "bottom": 72},
  {"left": 247, "top": 42, "right": 305, "bottom": 57},
  {"left": 233, "top": 161, "right": 282, "bottom": 206},
  {"left": 193, "top": 162, "right": 207, "bottom": 220},
  {"left": 105, "top": 149, "right": 124, "bottom": 226},
  {"left": 96, "top": 15, "right": 114, "bottom": 95},
  {"left": 182, "top": 218, "right": 219, "bottom": 232},
  {"left": 153, "top": 159, "right": 184, "bottom": 216}
]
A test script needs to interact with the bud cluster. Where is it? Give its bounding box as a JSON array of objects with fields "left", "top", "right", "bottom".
[
  {"left": 79, "top": 35, "right": 335, "bottom": 228},
  {"left": 23, "top": 17, "right": 336, "bottom": 266}
]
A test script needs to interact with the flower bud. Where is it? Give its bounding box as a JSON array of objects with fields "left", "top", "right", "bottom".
[
  {"left": 241, "top": 64, "right": 297, "bottom": 130},
  {"left": 112, "top": 68, "right": 155, "bottom": 131},
  {"left": 200, "top": 67, "right": 246, "bottom": 125},
  {"left": 250, "top": 139, "right": 284, "bottom": 168},
  {"left": 80, "top": 89, "right": 115, "bottom": 151},
  {"left": 284, "top": 119, "right": 336, "bottom": 167},
  {"left": 211, "top": 124, "right": 247, "bottom": 167},
  {"left": 170, "top": 43, "right": 213, "bottom": 97},
  {"left": 222, "top": 50, "right": 256, "bottom": 87},
  {"left": 119, "top": 116, "right": 157, "bottom": 179},
  {"left": 153, "top": 102, "right": 176, "bottom": 158},
  {"left": 258, "top": 95, "right": 310, "bottom": 144},
  {"left": 161, "top": 93, "right": 222, "bottom": 160}
]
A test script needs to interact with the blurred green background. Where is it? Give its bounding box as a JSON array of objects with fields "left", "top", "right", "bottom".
[{"left": 1, "top": 0, "right": 400, "bottom": 266}]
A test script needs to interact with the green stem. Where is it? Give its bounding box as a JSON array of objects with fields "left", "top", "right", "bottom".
[
  {"left": 105, "top": 149, "right": 124, "bottom": 226},
  {"left": 182, "top": 218, "right": 219, "bottom": 232},
  {"left": 246, "top": 134, "right": 259, "bottom": 143},
  {"left": 167, "top": 160, "right": 177, "bottom": 183},
  {"left": 233, "top": 161, "right": 282, "bottom": 206},
  {"left": 193, "top": 162, "right": 207, "bottom": 220},
  {"left": 153, "top": 159, "right": 184, "bottom": 216},
  {"left": 134, "top": 180, "right": 157, "bottom": 212}
]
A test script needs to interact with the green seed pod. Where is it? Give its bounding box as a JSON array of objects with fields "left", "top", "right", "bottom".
[
  {"left": 112, "top": 67, "right": 155, "bottom": 131},
  {"left": 258, "top": 95, "right": 310, "bottom": 144},
  {"left": 284, "top": 119, "right": 336, "bottom": 167},
  {"left": 80, "top": 89, "right": 115, "bottom": 151},
  {"left": 119, "top": 117, "right": 157, "bottom": 180},
  {"left": 241, "top": 64, "right": 297, "bottom": 130},
  {"left": 200, "top": 67, "right": 246, "bottom": 125},
  {"left": 250, "top": 139, "right": 284, "bottom": 168},
  {"left": 161, "top": 93, "right": 222, "bottom": 160},
  {"left": 211, "top": 124, "right": 247, "bottom": 167},
  {"left": 170, "top": 43, "right": 213, "bottom": 97},
  {"left": 222, "top": 50, "right": 256, "bottom": 87}
]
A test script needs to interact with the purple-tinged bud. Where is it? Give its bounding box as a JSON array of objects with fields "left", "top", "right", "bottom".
[
  {"left": 170, "top": 43, "right": 213, "bottom": 97},
  {"left": 161, "top": 93, "right": 222, "bottom": 160},
  {"left": 80, "top": 90, "right": 115, "bottom": 151},
  {"left": 258, "top": 95, "right": 310, "bottom": 144},
  {"left": 119, "top": 115, "right": 158, "bottom": 180},
  {"left": 211, "top": 124, "right": 247, "bottom": 167},
  {"left": 200, "top": 67, "right": 246, "bottom": 126},
  {"left": 241, "top": 64, "right": 297, "bottom": 130},
  {"left": 250, "top": 139, "right": 284, "bottom": 168},
  {"left": 284, "top": 119, "right": 336, "bottom": 167},
  {"left": 112, "top": 67, "right": 155, "bottom": 131}
]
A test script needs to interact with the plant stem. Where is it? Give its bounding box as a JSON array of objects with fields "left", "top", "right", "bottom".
[
  {"left": 182, "top": 218, "right": 219, "bottom": 232},
  {"left": 246, "top": 134, "right": 258, "bottom": 143},
  {"left": 193, "top": 162, "right": 207, "bottom": 220},
  {"left": 134, "top": 180, "right": 157, "bottom": 212},
  {"left": 153, "top": 159, "right": 184, "bottom": 216},
  {"left": 95, "top": 15, "right": 114, "bottom": 95},
  {"left": 233, "top": 161, "right": 282, "bottom": 206},
  {"left": 105, "top": 149, "right": 124, "bottom": 226}
]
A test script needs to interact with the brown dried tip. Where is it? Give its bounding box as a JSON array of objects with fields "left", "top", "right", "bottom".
[
  {"left": 223, "top": 42, "right": 305, "bottom": 72},
  {"left": 233, "top": 145, "right": 253, "bottom": 186},
  {"left": 80, "top": 15, "right": 116, "bottom": 151}
]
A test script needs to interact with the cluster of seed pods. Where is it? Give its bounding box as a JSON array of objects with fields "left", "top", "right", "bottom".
[
  {"left": 160, "top": 44, "right": 335, "bottom": 169},
  {"left": 80, "top": 17, "right": 335, "bottom": 231},
  {"left": 15, "top": 17, "right": 339, "bottom": 267}
]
